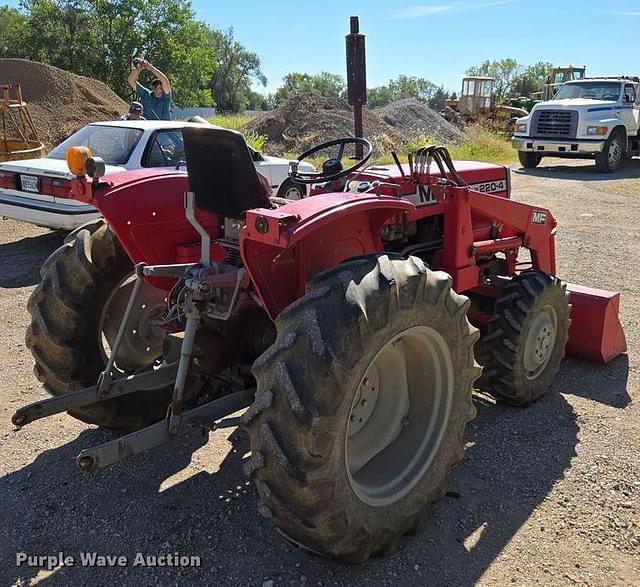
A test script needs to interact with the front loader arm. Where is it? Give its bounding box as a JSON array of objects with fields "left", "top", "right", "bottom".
[{"left": 436, "top": 185, "right": 557, "bottom": 290}]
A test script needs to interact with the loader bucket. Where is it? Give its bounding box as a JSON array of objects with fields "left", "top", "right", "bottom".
[{"left": 565, "top": 284, "right": 627, "bottom": 363}]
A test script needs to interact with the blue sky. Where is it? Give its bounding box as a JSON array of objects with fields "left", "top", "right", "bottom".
[{"left": 4, "top": 0, "right": 639, "bottom": 94}]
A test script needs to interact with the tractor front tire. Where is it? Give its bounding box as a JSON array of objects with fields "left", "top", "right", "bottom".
[
  {"left": 26, "top": 219, "right": 173, "bottom": 430},
  {"left": 244, "top": 255, "right": 481, "bottom": 563},
  {"left": 518, "top": 151, "right": 542, "bottom": 169},
  {"left": 476, "top": 271, "right": 570, "bottom": 405}
]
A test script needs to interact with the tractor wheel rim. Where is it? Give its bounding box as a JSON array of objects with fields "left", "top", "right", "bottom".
[
  {"left": 99, "top": 273, "right": 167, "bottom": 373},
  {"left": 345, "top": 325, "right": 454, "bottom": 507},
  {"left": 522, "top": 306, "right": 558, "bottom": 380}
]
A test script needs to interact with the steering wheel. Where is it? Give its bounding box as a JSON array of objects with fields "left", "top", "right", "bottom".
[{"left": 288, "top": 137, "right": 373, "bottom": 184}]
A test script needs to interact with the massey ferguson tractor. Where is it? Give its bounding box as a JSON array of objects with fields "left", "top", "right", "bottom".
[
  {"left": 11, "top": 18, "right": 626, "bottom": 564},
  {"left": 12, "top": 126, "right": 626, "bottom": 562}
]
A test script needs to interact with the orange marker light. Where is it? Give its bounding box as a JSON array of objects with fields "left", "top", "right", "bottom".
[{"left": 66, "top": 146, "right": 93, "bottom": 177}]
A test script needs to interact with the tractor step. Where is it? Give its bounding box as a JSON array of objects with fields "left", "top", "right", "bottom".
[
  {"left": 75, "top": 388, "right": 254, "bottom": 471},
  {"left": 12, "top": 363, "right": 179, "bottom": 427}
]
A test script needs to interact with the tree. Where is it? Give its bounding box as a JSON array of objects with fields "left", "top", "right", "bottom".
[
  {"left": 466, "top": 58, "right": 521, "bottom": 101},
  {"left": 8, "top": 0, "right": 215, "bottom": 107},
  {"left": 273, "top": 72, "right": 345, "bottom": 104},
  {"left": 429, "top": 86, "right": 449, "bottom": 111},
  {"left": 0, "top": 7, "right": 30, "bottom": 58},
  {"left": 367, "top": 75, "right": 439, "bottom": 108},
  {"left": 513, "top": 61, "right": 553, "bottom": 96},
  {"left": 208, "top": 28, "right": 266, "bottom": 112},
  {"left": 86, "top": 0, "right": 215, "bottom": 107}
]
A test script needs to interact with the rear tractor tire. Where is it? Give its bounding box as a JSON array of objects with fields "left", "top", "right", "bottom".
[
  {"left": 518, "top": 151, "right": 542, "bottom": 169},
  {"left": 476, "top": 271, "right": 570, "bottom": 405},
  {"left": 244, "top": 254, "right": 481, "bottom": 563},
  {"left": 26, "top": 219, "right": 175, "bottom": 431}
]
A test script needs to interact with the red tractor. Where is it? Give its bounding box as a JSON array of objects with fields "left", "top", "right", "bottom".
[{"left": 13, "top": 127, "right": 626, "bottom": 563}]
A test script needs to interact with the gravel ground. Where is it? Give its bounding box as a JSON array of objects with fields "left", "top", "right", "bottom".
[{"left": 0, "top": 158, "right": 638, "bottom": 586}]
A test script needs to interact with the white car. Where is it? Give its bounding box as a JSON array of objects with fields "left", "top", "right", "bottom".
[{"left": 0, "top": 120, "right": 313, "bottom": 230}]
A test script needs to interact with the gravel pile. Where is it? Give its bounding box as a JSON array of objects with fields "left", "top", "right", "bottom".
[
  {"left": 243, "top": 93, "right": 401, "bottom": 156},
  {"left": 378, "top": 98, "right": 467, "bottom": 145},
  {"left": 0, "top": 58, "right": 127, "bottom": 146}
]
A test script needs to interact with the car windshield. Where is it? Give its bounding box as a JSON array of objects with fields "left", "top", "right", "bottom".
[
  {"left": 47, "top": 125, "right": 143, "bottom": 166},
  {"left": 554, "top": 82, "right": 621, "bottom": 101}
]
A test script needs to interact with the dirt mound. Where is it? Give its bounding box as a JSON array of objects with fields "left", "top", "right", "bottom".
[
  {"left": 0, "top": 59, "right": 127, "bottom": 146},
  {"left": 378, "top": 99, "right": 466, "bottom": 145},
  {"left": 244, "top": 93, "right": 401, "bottom": 156}
]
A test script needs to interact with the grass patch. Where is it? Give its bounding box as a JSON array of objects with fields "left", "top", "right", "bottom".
[
  {"left": 400, "top": 126, "right": 517, "bottom": 165},
  {"left": 283, "top": 126, "right": 516, "bottom": 168},
  {"left": 205, "top": 113, "right": 266, "bottom": 151},
  {"left": 206, "top": 113, "right": 255, "bottom": 130}
]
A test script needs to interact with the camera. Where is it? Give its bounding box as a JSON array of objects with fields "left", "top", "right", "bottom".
[{"left": 132, "top": 58, "right": 143, "bottom": 69}]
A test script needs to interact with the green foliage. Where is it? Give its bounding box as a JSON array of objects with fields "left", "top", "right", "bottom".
[
  {"left": 0, "top": 6, "right": 30, "bottom": 58},
  {"left": 401, "top": 126, "right": 516, "bottom": 164},
  {"left": 208, "top": 28, "right": 266, "bottom": 112},
  {"left": 3, "top": 0, "right": 268, "bottom": 109},
  {"left": 466, "top": 58, "right": 520, "bottom": 101},
  {"left": 242, "top": 130, "right": 267, "bottom": 152},
  {"left": 205, "top": 113, "right": 265, "bottom": 151},
  {"left": 273, "top": 72, "right": 345, "bottom": 105},
  {"left": 513, "top": 61, "right": 554, "bottom": 96},
  {"left": 466, "top": 58, "right": 554, "bottom": 100},
  {"left": 206, "top": 113, "right": 255, "bottom": 130},
  {"left": 367, "top": 75, "right": 447, "bottom": 109}
]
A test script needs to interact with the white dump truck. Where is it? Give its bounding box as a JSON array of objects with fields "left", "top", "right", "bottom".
[{"left": 512, "top": 77, "right": 640, "bottom": 172}]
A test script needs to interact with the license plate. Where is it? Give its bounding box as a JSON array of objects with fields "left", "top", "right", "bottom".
[{"left": 20, "top": 175, "right": 39, "bottom": 193}]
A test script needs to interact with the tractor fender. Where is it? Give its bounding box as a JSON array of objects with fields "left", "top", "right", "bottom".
[
  {"left": 75, "top": 170, "right": 223, "bottom": 271},
  {"left": 241, "top": 192, "right": 415, "bottom": 319}
]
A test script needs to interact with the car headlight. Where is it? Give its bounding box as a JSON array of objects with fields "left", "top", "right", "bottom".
[
  {"left": 516, "top": 123, "right": 527, "bottom": 133},
  {"left": 587, "top": 126, "right": 608, "bottom": 136}
]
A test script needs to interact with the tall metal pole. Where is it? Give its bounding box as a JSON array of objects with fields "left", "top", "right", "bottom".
[{"left": 346, "top": 16, "right": 367, "bottom": 158}]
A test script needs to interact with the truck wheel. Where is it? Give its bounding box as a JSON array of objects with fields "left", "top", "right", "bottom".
[
  {"left": 277, "top": 178, "right": 306, "bottom": 200},
  {"left": 244, "top": 255, "right": 481, "bottom": 562},
  {"left": 518, "top": 151, "right": 542, "bottom": 169},
  {"left": 476, "top": 271, "right": 570, "bottom": 405},
  {"left": 26, "top": 219, "right": 175, "bottom": 430},
  {"left": 595, "top": 130, "right": 624, "bottom": 172}
]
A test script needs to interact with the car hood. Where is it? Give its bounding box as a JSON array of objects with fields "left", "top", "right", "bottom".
[
  {"left": 0, "top": 157, "right": 127, "bottom": 178},
  {"left": 262, "top": 155, "right": 315, "bottom": 171},
  {"left": 539, "top": 99, "right": 616, "bottom": 109}
]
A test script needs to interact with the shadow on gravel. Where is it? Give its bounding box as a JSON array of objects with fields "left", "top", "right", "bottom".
[
  {"left": 513, "top": 158, "right": 640, "bottom": 181},
  {"left": 0, "top": 368, "right": 597, "bottom": 586},
  {"left": 559, "top": 354, "right": 631, "bottom": 408},
  {"left": 0, "top": 231, "right": 64, "bottom": 288}
]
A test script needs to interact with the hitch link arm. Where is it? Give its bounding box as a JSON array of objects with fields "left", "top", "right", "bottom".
[{"left": 12, "top": 363, "right": 179, "bottom": 427}]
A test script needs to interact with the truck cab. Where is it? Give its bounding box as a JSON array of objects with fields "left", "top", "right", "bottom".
[{"left": 512, "top": 77, "right": 640, "bottom": 172}]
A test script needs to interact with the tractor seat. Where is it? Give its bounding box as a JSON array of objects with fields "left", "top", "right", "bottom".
[{"left": 182, "top": 126, "right": 271, "bottom": 218}]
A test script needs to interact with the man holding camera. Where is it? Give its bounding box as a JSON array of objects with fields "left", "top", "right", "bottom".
[{"left": 127, "top": 58, "right": 172, "bottom": 120}]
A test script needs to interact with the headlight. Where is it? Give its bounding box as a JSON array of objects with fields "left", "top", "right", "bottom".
[
  {"left": 587, "top": 126, "right": 608, "bottom": 136},
  {"left": 516, "top": 123, "right": 527, "bottom": 133}
]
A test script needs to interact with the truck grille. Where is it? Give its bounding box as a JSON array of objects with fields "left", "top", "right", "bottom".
[{"left": 532, "top": 110, "right": 578, "bottom": 138}]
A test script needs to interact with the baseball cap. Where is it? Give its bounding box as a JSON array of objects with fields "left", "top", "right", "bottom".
[{"left": 129, "top": 101, "right": 143, "bottom": 114}]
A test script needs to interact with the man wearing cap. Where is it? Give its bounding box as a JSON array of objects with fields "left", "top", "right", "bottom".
[
  {"left": 127, "top": 58, "right": 172, "bottom": 121},
  {"left": 120, "top": 101, "right": 145, "bottom": 121}
]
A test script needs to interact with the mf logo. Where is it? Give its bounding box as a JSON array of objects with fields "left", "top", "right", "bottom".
[{"left": 531, "top": 210, "right": 547, "bottom": 225}]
